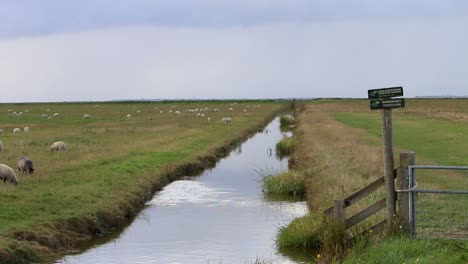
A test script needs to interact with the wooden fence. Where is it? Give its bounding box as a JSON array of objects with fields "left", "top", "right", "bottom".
[{"left": 324, "top": 169, "right": 396, "bottom": 239}]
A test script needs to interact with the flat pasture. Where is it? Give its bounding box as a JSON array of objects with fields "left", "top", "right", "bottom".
[{"left": 0, "top": 101, "right": 285, "bottom": 261}]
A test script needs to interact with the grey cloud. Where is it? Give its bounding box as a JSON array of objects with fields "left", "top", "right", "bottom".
[{"left": 0, "top": 18, "right": 467, "bottom": 102}]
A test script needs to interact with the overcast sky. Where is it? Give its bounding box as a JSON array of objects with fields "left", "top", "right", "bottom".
[{"left": 1, "top": 1, "right": 468, "bottom": 102}]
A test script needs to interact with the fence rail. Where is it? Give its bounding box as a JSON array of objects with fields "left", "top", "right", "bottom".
[{"left": 324, "top": 170, "right": 396, "bottom": 239}]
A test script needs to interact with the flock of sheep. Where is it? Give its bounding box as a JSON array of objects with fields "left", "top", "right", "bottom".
[
  {"left": 0, "top": 124, "right": 67, "bottom": 186},
  {"left": 0, "top": 103, "right": 259, "bottom": 187}
]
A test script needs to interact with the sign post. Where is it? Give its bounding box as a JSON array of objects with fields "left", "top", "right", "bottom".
[{"left": 368, "top": 86, "right": 405, "bottom": 226}]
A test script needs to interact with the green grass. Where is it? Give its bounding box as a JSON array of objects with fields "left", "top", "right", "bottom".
[
  {"left": 278, "top": 213, "right": 322, "bottom": 249},
  {"left": 343, "top": 236, "right": 468, "bottom": 264},
  {"left": 262, "top": 171, "right": 306, "bottom": 196},
  {"left": 334, "top": 112, "right": 468, "bottom": 166},
  {"left": 275, "top": 136, "right": 295, "bottom": 158},
  {"left": 279, "top": 114, "right": 295, "bottom": 129},
  {"left": 0, "top": 101, "right": 286, "bottom": 262}
]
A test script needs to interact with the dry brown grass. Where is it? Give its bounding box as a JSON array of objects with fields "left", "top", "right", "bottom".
[{"left": 293, "top": 102, "right": 387, "bottom": 235}]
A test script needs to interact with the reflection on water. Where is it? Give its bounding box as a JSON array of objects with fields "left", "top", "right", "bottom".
[{"left": 57, "top": 117, "right": 312, "bottom": 264}]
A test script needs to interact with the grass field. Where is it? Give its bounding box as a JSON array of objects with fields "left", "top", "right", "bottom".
[
  {"left": 0, "top": 101, "right": 286, "bottom": 263},
  {"left": 269, "top": 99, "right": 468, "bottom": 263}
]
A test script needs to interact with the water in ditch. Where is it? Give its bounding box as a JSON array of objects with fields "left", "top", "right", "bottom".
[{"left": 57, "top": 117, "right": 312, "bottom": 264}]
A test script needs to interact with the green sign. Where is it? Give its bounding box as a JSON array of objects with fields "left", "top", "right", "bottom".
[
  {"left": 368, "top": 87, "right": 403, "bottom": 99},
  {"left": 370, "top": 98, "right": 405, "bottom": 110}
]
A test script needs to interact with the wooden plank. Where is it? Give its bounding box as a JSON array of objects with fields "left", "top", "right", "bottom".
[
  {"left": 345, "top": 198, "right": 386, "bottom": 229},
  {"left": 324, "top": 170, "right": 396, "bottom": 216},
  {"left": 382, "top": 109, "right": 396, "bottom": 226},
  {"left": 349, "top": 220, "right": 387, "bottom": 242},
  {"left": 333, "top": 199, "right": 346, "bottom": 224},
  {"left": 397, "top": 151, "right": 415, "bottom": 234},
  {"left": 345, "top": 177, "right": 385, "bottom": 206}
]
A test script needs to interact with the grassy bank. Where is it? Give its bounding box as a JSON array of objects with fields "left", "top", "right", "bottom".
[
  {"left": 265, "top": 99, "right": 468, "bottom": 263},
  {"left": 0, "top": 101, "right": 287, "bottom": 263}
]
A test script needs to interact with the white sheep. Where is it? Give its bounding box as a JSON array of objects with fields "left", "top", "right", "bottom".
[
  {"left": 0, "top": 129, "right": 3, "bottom": 135},
  {"left": 175, "top": 111, "right": 181, "bottom": 114},
  {"left": 83, "top": 114, "right": 90, "bottom": 119},
  {"left": 24, "top": 109, "right": 29, "bottom": 113},
  {"left": 41, "top": 114, "right": 48, "bottom": 118},
  {"left": 50, "top": 141, "right": 67, "bottom": 152},
  {"left": 24, "top": 127, "right": 30, "bottom": 133},
  {"left": 213, "top": 109, "right": 219, "bottom": 112},
  {"left": 53, "top": 113, "right": 59, "bottom": 117},
  {"left": 229, "top": 108, "right": 233, "bottom": 111},
  {"left": 160, "top": 110, "right": 164, "bottom": 114},
  {"left": 222, "top": 117, "right": 232, "bottom": 124},
  {"left": 136, "top": 110, "right": 141, "bottom": 113},
  {"left": 0, "top": 164, "right": 18, "bottom": 185},
  {"left": 243, "top": 109, "right": 247, "bottom": 112},
  {"left": 13, "top": 128, "right": 20, "bottom": 134},
  {"left": 126, "top": 114, "right": 132, "bottom": 118},
  {"left": 207, "top": 117, "right": 211, "bottom": 122},
  {"left": 0, "top": 141, "right": 3, "bottom": 151}
]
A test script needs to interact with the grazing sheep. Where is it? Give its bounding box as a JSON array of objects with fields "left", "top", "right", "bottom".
[
  {"left": 222, "top": 117, "right": 232, "bottom": 124},
  {"left": 53, "top": 113, "right": 59, "bottom": 117},
  {"left": 213, "top": 109, "right": 219, "bottom": 112},
  {"left": 50, "top": 141, "right": 67, "bottom": 152},
  {"left": 41, "top": 114, "right": 48, "bottom": 118},
  {"left": 160, "top": 110, "right": 164, "bottom": 114},
  {"left": 0, "top": 129, "right": 3, "bottom": 135},
  {"left": 136, "top": 110, "right": 141, "bottom": 113},
  {"left": 175, "top": 111, "right": 181, "bottom": 114},
  {"left": 17, "top": 157, "right": 35, "bottom": 175},
  {"left": 24, "top": 127, "right": 30, "bottom": 133},
  {"left": 0, "top": 164, "right": 18, "bottom": 185},
  {"left": 13, "top": 128, "right": 20, "bottom": 134},
  {"left": 24, "top": 109, "right": 29, "bottom": 113},
  {"left": 126, "top": 114, "right": 131, "bottom": 118},
  {"left": 207, "top": 117, "right": 211, "bottom": 122},
  {"left": 229, "top": 108, "right": 233, "bottom": 111},
  {"left": 83, "top": 114, "right": 90, "bottom": 119},
  {"left": 243, "top": 109, "right": 247, "bottom": 112},
  {"left": 0, "top": 141, "right": 3, "bottom": 151}
]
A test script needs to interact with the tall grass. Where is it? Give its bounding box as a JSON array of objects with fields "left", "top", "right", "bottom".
[
  {"left": 275, "top": 136, "right": 295, "bottom": 158},
  {"left": 262, "top": 171, "right": 306, "bottom": 197},
  {"left": 280, "top": 114, "right": 295, "bottom": 130}
]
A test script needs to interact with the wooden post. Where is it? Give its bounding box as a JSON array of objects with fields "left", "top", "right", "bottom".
[
  {"left": 333, "top": 199, "right": 346, "bottom": 225},
  {"left": 397, "top": 151, "right": 415, "bottom": 233},
  {"left": 382, "top": 109, "right": 396, "bottom": 225}
]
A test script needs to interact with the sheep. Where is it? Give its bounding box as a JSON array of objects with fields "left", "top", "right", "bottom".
[
  {"left": 160, "top": 110, "right": 164, "bottom": 114},
  {"left": 213, "top": 109, "right": 219, "bottom": 112},
  {"left": 24, "top": 109, "right": 29, "bottom": 113},
  {"left": 0, "top": 164, "right": 18, "bottom": 185},
  {"left": 41, "top": 114, "right": 48, "bottom": 118},
  {"left": 175, "top": 111, "right": 181, "bottom": 114},
  {"left": 229, "top": 108, "right": 233, "bottom": 111},
  {"left": 53, "top": 113, "right": 59, "bottom": 117},
  {"left": 13, "top": 128, "right": 20, "bottom": 134},
  {"left": 50, "top": 141, "right": 67, "bottom": 152},
  {"left": 222, "top": 117, "right": 232, "bottom": 124},
  {"left": 0, "top": 129, "right": 3, "bottom": 135},
  {"left": 0, "top": 141, "right": 3, "bottom": 151},
  {"left": 207, "top": 117, "right": 211, "bottom": 122},
  {"left": 136, "top": 110, "right": 141, "bottom": 113},
  {"left": 126, "top": 114, "right": 132, "bottom": 118},
  {"left": 83, "top": 114, "right": 90, "bottom": 119},
  {"left": 24, "top": 127, "right": 30, "bottom": 133},
  {"left": 17, "top": 157, "right": 35, "bottom": 175},
  {"left": 243, "top": 109, "right": 247, "bottom": 112}
]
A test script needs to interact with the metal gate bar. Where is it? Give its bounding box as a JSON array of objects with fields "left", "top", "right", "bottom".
[{"left": 408, "top": 165, "right": 468, "bottom": 238}]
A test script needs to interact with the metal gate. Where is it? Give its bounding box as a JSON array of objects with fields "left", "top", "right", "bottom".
[{"left": 408, "top": 165, "right": 468, "bottom": 239}]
